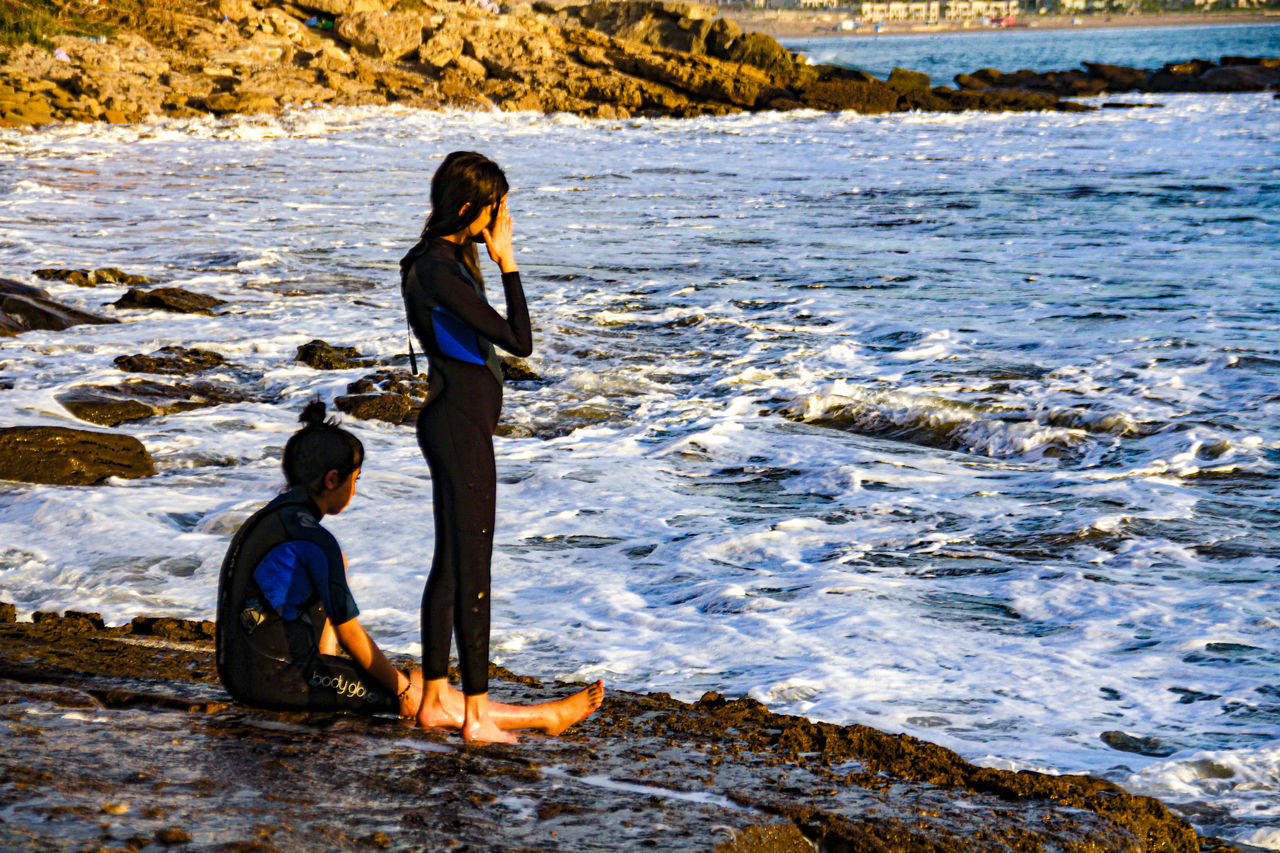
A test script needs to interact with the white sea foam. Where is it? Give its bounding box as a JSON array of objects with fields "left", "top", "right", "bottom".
[{"left": 1, "top": 95, "right": 1279, "bottom": 844}]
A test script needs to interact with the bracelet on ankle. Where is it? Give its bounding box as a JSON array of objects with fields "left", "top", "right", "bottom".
[{"left": 397, "top": 670, "right": 412, "bottom": 700}]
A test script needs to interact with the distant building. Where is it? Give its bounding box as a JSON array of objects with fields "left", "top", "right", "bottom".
[{"left": 855, "top": 0, "right": 1014, "bottom": 19}]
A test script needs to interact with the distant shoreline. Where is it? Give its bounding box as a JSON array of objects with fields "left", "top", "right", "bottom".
[{"left": 723, "top": 8, "right": 1280, "bottom": 40}]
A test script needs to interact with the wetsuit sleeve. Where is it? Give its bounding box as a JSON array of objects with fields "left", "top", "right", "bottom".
[
  {"left": 304, "top": 532, "right": 360, "bottom": 627},
  {"left": 425, "top": 264, "right": 533, "bottom": 358}
]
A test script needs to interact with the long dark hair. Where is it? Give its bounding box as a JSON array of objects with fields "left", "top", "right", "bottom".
[
  {"left": 282, "top": 401, "right": 364, "bottom": 494},
  {"left": 417, "top": 151, "right": 509, "bottom": 293}
]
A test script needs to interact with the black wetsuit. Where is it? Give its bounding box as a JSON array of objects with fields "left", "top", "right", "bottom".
[
  {"left": 401, "top": 236, "right": 532, "bottom": 696},
  {"left": 215, "top": 488, "right": 396, "bottom": 713}
]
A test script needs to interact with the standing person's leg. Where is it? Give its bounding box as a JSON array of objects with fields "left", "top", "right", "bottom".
[
  {"left": 446, "top": 406, "right": 512, "bottom": 742},
  {"left": 416, "top": 403, "right": 464, "bottom": 728}
]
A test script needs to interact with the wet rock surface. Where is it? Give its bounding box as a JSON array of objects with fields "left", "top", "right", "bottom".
[
  {"left": 0, "top": 277, "right": 119, "bottom": 336},
  {"left": 954, "top": 55, "right": 1280, "bottom": 97},
  {"left": 33, "top": 266, "right": 152, "bottom": 287},
  {"left": 335, "top": 368, "right": 430, "bottom": 423},
  {"left": 0, "top": 609, "right": 1221, "bottom": 852},
  {"left": 335, "top": 359, "right": 542, "bottom": 424},
  {"left": 112, "top": 286, "right": 228, "bottom": 315},
  {"left": 56, "top": 378, "right": 253, "bottom": 426},
  {"left": 0, "top": 426, "right": 156, "bottom": 484},
  {"left": 113, "top": 345, "right": 227, "bottom": 375},
  {"left": 295, "top": 338, "right": 377, "bottom": 370}
]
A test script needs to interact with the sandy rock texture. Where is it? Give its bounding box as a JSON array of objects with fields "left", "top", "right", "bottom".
[
  {"left": 0, "top": 0, "right": 1114, "bottom": 128},
  {"left": 0, "top": 608, "right": 1232, "bottom": 852}
]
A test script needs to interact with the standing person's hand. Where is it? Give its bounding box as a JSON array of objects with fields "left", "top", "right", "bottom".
[{"left": 481, "top": 198, "right": 517, "bottom": 274}]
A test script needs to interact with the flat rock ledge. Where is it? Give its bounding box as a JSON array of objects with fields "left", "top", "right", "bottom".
[
  {"left": 0, "top": 608, "right": 1240, "bottom": 852},
  {"left": 0, "top": 426, "right": 156, "bottom": 484},
  {"left": 955, "top": 56, "right": 1280, "bottom": 96},
  {"left": 0, "top": 277, "right": 118, "bottom": 336},
  {"left": 1, "top": 0, "right": 1109, "bottom": 128},
  {"left": 112, "top": 286, "right": 228, "bottom": 315}
]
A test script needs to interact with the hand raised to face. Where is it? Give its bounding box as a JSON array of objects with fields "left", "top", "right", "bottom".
[{"left": 481, "top": 197, "right": 517, "bottom": 274}]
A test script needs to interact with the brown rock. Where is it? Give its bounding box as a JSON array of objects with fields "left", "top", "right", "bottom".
[
  {"left": 336, "top": 10, "right": 424, "bottom": 60},
  {"left": 130, "top": 616, "right": 216, "bottom": 642},
  {"left": 294, "top": 0, "right": 387, "bottom": 15},
  {"left": 721, "top": 31, "right": 792, "bottom": 78},
  {"left": 203, "top": 91, "right": 277, "bottom": 115},
  {"left": 57, "top": 379, "right": 250, "bottom": 427},
  {"left": 0, "top": 278, "right": 119, "bottom": 334},
  {"left": 1198, "top": 64, "right": 1280, "bottom": 92},
  {"left": 0, "top": 426, "right": 156, "bottom": 485},
  {"left": 795, "top": 77, "right": 899, "bottom": 114},
  {"left": 705, "top": 16, "right": 741, "bottom": 59},
  {"left": 0, "top": 279, "right": 50, "bottom": 300},
  {"left": 113, "top": 346, "right": 227, "bottom": 376},
  {"left": 886, "top": 67, "right": 930, "bottom": 93},
  {"left": 295, "top": 339, "right": 369, "bottom": 370},
  {"left": 419, "top": 26, "right": 464, "bottom": 70},
  {"left": 0, "top": 602, "right": 15, "bottom": 623},
  {"left": 1082, "top": 62, "right": 1147, "bottom": 91},
  {"left": 334, "top": 392, "right": 414, "bottom": 422},
  {"left": 34, "top": 267, "right": 151, "bottom": 287},
  {"left": 112, "top": 287, "right": 227, "bottom": 315},
  {"left": 335, "top": 368, "right": 432, "bottom": 422},
  {"left": 500, "top": 357, "right": 541, "bottom": 382},
  {"left": 155, "top": 827, "right": 192, "bottom": 845}
]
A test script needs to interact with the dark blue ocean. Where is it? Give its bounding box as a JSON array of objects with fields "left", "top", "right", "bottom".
[{"left": 785, "top": 21, "right": 1280, "bottom": 85}]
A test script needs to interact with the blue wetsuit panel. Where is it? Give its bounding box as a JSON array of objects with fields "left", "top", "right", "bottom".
[
  {"left": 431, "top": 307, "right": 486, "bottom": 365},
  {"left": 253, "top": 540, "right": 359, "bottom": 625}
]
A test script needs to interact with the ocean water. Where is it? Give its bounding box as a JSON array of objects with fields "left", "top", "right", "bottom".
[
  {"left": 1, "top": 93, "right": 1279, "bottom": 846},
  {"left": 786, "top": 21, "right": 1280, "bottom": 85}
]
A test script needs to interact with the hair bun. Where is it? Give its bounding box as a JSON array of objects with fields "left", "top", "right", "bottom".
[{"left": 299, "top": 400, "right": 328, "bottom": 428}]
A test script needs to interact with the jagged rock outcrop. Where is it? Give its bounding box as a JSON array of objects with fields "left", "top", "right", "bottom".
[
  {"left": 0, "top": 426, "right": 156, "bottom": 484},
  {"left": 0, "top": 0, "right": 1109, "bottom": 129},
  {"left": 955, "top": 55, "right": 1280, "bottom": 97}
]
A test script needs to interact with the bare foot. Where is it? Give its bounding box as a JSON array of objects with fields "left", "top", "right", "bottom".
[
  {"left": 416, "top": 699, "right": 462, "bottom": 730},
  {"left": 539, "top": 680, "right": 604, "bottom": 735},
  {"left": 462, "top": 717, "right": 518, "bottom": 744}
]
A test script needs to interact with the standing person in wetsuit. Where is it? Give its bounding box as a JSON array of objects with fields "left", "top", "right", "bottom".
[
  {"left": 215, "top": 401, "right": 603, "bottom": 732},
  {"left": 400, "top": 151, "right": 543, "bottom": 743}
]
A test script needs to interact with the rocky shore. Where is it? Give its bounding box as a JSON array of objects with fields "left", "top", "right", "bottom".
[
  {"left": 0, "top": 606, "right": 1250, "bottom": 852},
  {"left": 0, "top": 0, "right": 1117, "bottom": 127}
]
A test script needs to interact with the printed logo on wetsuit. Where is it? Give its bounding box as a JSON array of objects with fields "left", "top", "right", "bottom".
[{"left": 309, "top": 672, "right": 375, "bottom": 702}]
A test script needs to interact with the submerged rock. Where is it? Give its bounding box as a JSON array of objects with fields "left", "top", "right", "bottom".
[
  {"left": 500, "top": 356, "right": 542, "bottom": 382},
  {"left": 295, "top": 339, "right": 374, "bottom": 370},
  {"left": 114, "top": 346, "right": 227, "bottom": 375},
  {"left": 58, "top": 379, "right": 251, "bottom": 427},
  {"left": 0, "top": 278, "right": 119, "bottom": 335},
  {"left": 1101, "top": 729, "right": 1179, "bottom": 758},
  {"left": 0, "top": 426, "right": 156, "bottom": 484},
  {"left": 955, "top": 55, "right": 1280, "bottom": 96},
  {"left": 335, "top": 368, "right": 431, "bottom": 423},
  {"left": 33, "top": 267, "right": 152, "bottom": 287},
  {"left": 112, "top": 287, "right": 227, "bottom": 315}
]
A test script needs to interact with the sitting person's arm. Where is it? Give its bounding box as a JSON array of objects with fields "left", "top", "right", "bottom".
[{"left": 334, "top": 616, "right": 421, "bottom": 716}]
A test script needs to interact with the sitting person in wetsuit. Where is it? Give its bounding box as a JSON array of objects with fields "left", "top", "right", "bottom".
[{"left": 215, "top": 401, "right": 603, "bottom": 733}]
